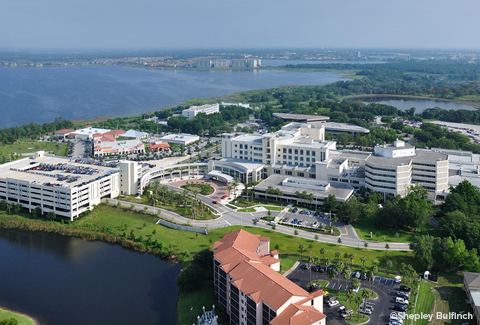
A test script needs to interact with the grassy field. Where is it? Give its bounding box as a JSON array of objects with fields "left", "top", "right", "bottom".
[
  {"left": 412, "top": 272, "right": 475, "bottom": 325},
  {"left": 325, "top": 288, "right": 374, "bottom": 324},
  {"left": 180, "top": 183, "right": 214, "bottom": 195},
  {"left": 177, "top": 279, "right": 217, "bottom": 325},
  {"left": 353, "top": 219, "right": 441, "bottom": 243},
  {"left": 0, "top": 139, "right": 63, "bottom": 160},
  {"left": 238, "top": 208, "right": 255, "bottom": 212},
  {"left": 0, "top": 307, "right": 36, "bottom": 325}
]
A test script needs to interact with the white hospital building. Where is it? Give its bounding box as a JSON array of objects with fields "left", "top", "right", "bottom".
[
  {"left": 214, "top": 122, "right": 450, "bottom": 203},
  {"left": 182, "top": 104, "right": 220, "bottom": 120}
]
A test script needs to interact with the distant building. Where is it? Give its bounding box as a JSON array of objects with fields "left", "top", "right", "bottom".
[
  {"left": 182, "top": 104, "right": 220, "bottom": 120},
  {"left": 160, "top": 133, "right": 200, "bottom": 146},
  {"left": 73, "top": 127, "right": 111, "bottom": 141},
  {"left": 93, "top": 140, "right": 145, "bottom": 158},
  {"left": 149, "top": 142, "right": 170, "bottom": 153},
  {"left": 231, "top": 59, "right": 248, "bottom": 67},
  {"left": 214, "top": 229, "right": 326, "bottom": 325},
  {"left": 119, "top": 129, "right": 149, "bottom": 140},
  {"left": 214, "top": 59, "right": 230, "bottom": 68},
  {"left": 221, "top": 102, "right": 250, "bottom": 109},
  {"left": 196, "top": 60, "right": 212, "bottom": 68},
  {"left": 54, "top": 129, "right": 75, "bottom": 139},
  {"left": 104, "top": 129, "right": 126, "bottom": 139},
  {"left": 396, "top": 53, "right": 411, "bottom": 61},
  {"left": 272, "top": 112, "right": 330, "bottom": 123},
  {"left": 247, "top": 59, "right": 260, "bottom": 67}
]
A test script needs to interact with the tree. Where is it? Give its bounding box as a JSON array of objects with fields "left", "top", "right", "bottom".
[
  {"left": 346, "top": 290, "right": 355, "bottom": 319},
  {"left": 7, "top": 204, "right": 13, "bottom": 215},
  {"left": 323, "top": 194, "right": 337, "bottom": 213},
  {"left": 385, "top": 260, "right": 393, "bottom": 273},
  {"left": 364, "top": 242, "right": 369, "bottom": 249},
  {"left": 349, "top": 254, "right": 355, "bottom": 267},
  {"left": 385, "top": 243, "right": 390, "bottom": 251},
  {"left": 319, "top": 248, "right": 326, "bottom": 260},
  {"left": 0, "top": 200, "right": 6, "bottom": 210},
  {"left": 360, "top": 256, "right": 367, "bottom": 267},
  {"left": 227, "top": 185, "right": 233, "bottom": 198},
  {"left": 46, "top": 211, "right": 55, "bottom": 221},
  {"left": 176, "top": 263, "right": 202, "bottom": 293},
  {"left": 371, "top": 259, "right": 380, "bottom": 268},
  {"left": 343, "top": 266, "right": 351, "bottom": 295},
  {"left": 335, "top": 251, "right": 341, "bottom": 260},
  {"left": 299, "top": 243, "right": 305, "bottom": 253},
  {"left": 355, "top": 295, "right": 364, "bottom": 322},
  {"left": 327, "top": 268, "right": 336, "bottom": 281},
  {"left": 398, "top": 185, "right": 433, "bottom": 232},
  {"left": 338, "top": 238, "right": 342, "bottom": 245},
  {"left": 410, "top": 235, "right": 435, "bottom": 271},
  {"left": 351, "top": 278, "right": 360, "bottom": 291},
  {"left": 361, "top": 289, "right": 374, "bottom": 318},
  {"left": 443, "top": 237, "right": 468, "bottom": 270}
]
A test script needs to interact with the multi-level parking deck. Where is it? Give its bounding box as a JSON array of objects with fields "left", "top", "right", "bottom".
[{"left": 0, "top": 152, "right": 120, "bottom": 220}]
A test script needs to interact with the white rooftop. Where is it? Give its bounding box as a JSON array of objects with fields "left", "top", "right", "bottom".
[
  {"left": 73, "top": 127, "right": 111, "bottom": 136},
  {"left": 120, "top": 129, "right": 149, "bottom": 138}
]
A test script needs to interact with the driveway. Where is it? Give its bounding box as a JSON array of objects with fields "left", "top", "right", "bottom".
[
  {"left": 168, "top": 179, "right": 229, "bottom": 201},
  {"left": 286, "top": 263, "right": 398, "bottom": 325}
]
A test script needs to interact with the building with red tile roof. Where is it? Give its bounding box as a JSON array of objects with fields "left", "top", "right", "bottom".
[
  {"left": 149, "top": 142, "right": 170, "bottom": 152},
  {"left": 214, "top": 229, "right": 326, "bottom": 325},
  {"left": 104, "top": 129, "right": 126, "bottom": 139},
  {"left": 54, "top": 129, "right": 75, "bottom": 139}
]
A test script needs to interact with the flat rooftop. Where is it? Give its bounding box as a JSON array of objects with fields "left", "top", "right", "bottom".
[
  {"left": 323, "top": 122, "right": 370, "bottom": 134},
  {"left": 335, "top": 150, "right": 372, "bottom": 160},
  {"left": 0, "top": 155, "right": 119, "bottom": 189},
  {"left": 161, "top": 133, "right": 199, "bottom": 140},
  {"left": 273, "top": 113, "right": 330, "bottom": 122},
  {"left": 234, "top": 134, "right": 263, "bottom": 144},
  {"left": 255, "top": 174, "right": 354, "bottom": 201}
]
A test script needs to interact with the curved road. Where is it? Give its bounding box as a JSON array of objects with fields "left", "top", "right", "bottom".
[{"left": 106, "top": 187, "right": 411, "bottom": 251}]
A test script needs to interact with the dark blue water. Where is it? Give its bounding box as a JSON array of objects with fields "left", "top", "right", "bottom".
[
  {"left": 0, "top": 229, "right": 180, "bottom": 325},
  {"left": 0, "top": 65, "right": 345, "bottom": 128}
]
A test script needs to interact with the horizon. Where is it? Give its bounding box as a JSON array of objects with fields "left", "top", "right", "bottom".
[{"left": 2, "top": 0, "right": 479, "bottom": 50}]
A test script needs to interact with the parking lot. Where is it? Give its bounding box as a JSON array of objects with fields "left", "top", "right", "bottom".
[{"left": 286, "top": 263, "right": 410, "bottom": 324}]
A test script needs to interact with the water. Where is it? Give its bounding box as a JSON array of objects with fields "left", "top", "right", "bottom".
[
  {"left": 360, "top": 96, "right": 479, "bottom": 113},
  {"left": 0, "top": 65, "right": 345, "bottom": 128},
  {"left": 0, "top": 229, "right": 180, "bottom": 325}
]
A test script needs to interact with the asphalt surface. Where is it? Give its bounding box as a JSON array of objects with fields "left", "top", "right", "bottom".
[{"left": 287, "top": 263, "right": 403, "bottom": 325}]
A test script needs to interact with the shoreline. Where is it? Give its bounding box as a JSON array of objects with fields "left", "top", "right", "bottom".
[{"left": 0, "top": 305, "right": 40, "bottom": 325}]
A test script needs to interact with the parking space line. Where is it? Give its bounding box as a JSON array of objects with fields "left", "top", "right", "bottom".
[{"left": 338, "top": 284, "right": 342, "bottom": 290}]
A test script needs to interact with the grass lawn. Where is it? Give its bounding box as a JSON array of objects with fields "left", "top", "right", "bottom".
[
  {"left": 413, "top": 272, "right": 475, "bottom": 325},
  {"left": 0, "top": 307, "right": 36, "bottom": 325},
  {"left": 232, "top": 198, "right": 286, "bottom": 208},
  {"left": 263, "top": 206, "right": 283, "bottom": 211},
  {"left": 177, "top": 279, "right": 217, "bottom": 325},
  {"left": 353, "top": 219, "right": 440, "bottom": 243},
  {"left": 0, "top": 139, "right": 64, "bottom": 160},
  {"left": 180, "top": 183, "right": 214, "bottom": 195},
  {"left": 238, "top": 208, "right": 255, "bottom": 212},
  {"left": 280, "top": 255, "right": 306, "bottom": 273}
]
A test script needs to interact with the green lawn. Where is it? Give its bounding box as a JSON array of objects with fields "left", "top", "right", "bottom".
[
  {"left": 325, "top": 288, "right": 373, "bottom": 324},
  {"left": 177, "top": 279, "right": 217, "bottom": 325},
  {"left": 238, "top": 208, "right": 255, "bottom": 212},
  {"left": 263, "top": 206, "right": 283, "bottom": 211},
  {"left": 180, "top": 183, "right": 214, "bottom": 195},
  {"left": 0, "top": 307, "right": 36, "bottom": 325},
  {"left": 353, "top": 219, "right": 440, "bottom": 243},
  {"left": 0, "top": 139, "right": 64, "bottom": 161},
  {"left": 414, "top": 281, "right": 436, "bottom": 325}
]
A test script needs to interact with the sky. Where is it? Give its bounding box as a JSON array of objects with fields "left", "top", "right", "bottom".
[{"left": 1, "top": 0, "right": 479, "bottom": 50}]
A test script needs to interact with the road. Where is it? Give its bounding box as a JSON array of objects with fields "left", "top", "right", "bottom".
[{"left": 106, "top": 188, "right": 411, "bottom": 251}]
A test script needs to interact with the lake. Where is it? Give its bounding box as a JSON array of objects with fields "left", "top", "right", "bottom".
[
  {"left": 0, "top": 229, "right": 180, "bottom": 325},
  {"left": 0, "top": 65, "right": 345, "bottom": 128},
  {"left": 359, "top": 96, "right": 479, "bottom": 113}
]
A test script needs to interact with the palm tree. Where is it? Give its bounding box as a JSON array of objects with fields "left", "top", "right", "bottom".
[
  {"left": 355, "top": 295, "right": 363, "bottom": 322},
  {"left": 324, "top": 258, "right": 330, "bottom": 268},
  {"left": 346, "top": 290, "right": 355, "bottom": 319},
  {"left": 361, "top": 289, "right": 374, "bottom": 319},
  {"left": 366, "top": 270, "right": 375, "bottom": 289},
  {"left": 191, "top": 189, "right": 199, "bottom": 210},
  {"left": 7, "top": 204, "right": 13, "bottom": 215},
  {"left": 335, "top": 251, "right": 341, "bottom": 260},
  {"left": 351, "top": 278, "right": 360, "bottom": 292},
  {"left": 151, "top": 180, "right": 160, "bottom": 196},
  {"left": 227, "top": 185, "right": 233, "bottom": 198},
  {"left": 319, "top": 248, "right": 326, "bottom": 261},
  {"left": 327, "top": 269, "right": 336, "bottom": 282},
  {"left": 160, "top": 186, "right": 168, "bottom": 202},
  {"left": 371, "top": 259, "right": 380, "bottom": 268},
  {"left": 385, "top": 260, "right": 393, "bottom": 274},
  {"left": 349, "top": 254, "right": 355, "bottom": 267},
  {"left": 360, "top": 256, "right": 367, "bottom": 267},
  {"left": 343, "top": 266, "right": 351, "bottom": 295}
]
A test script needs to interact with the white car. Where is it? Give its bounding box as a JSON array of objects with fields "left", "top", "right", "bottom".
[
  {"left": 355, "top": 272, "right": 361, "bottom": 278},
  {"left": 328, "top": 300, "right": 340, "bottom": 308},
  {"left": 396, "top": 297, "right": 409, "bottom": 305},
  {"left": 390, "top": 315, "right": 404, "bottom": 324},
  {"left": 358, "top": 307, "right": 372, "bottom": 315}
]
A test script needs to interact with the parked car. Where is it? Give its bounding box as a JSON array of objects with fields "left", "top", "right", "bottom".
[
  {"left": 396, "top": 297, "right": 409, "bottom": 305},
  {"left": 399, "top": 285, "right": 412, "bottom": 292},
  {"left": 302, "top": 263, "right": 310, "bottom": 270},
  {"left": 340, "top": 309, "right": 354, "bottom": 318},
  {"left": 221, "top": 195, "right": 228, "bottom": 199},
  {"left": 324, "top": 295, "right": 336, "bottom": 303},
  {"left": 355, "top": 272, "right": 361, "bottom": 278},
  {"left": 317, "top": 265, "right": 326, "bottom": 273},
  {"left": 393, "top": 304, "right": 407, "bottom": 312},
  {"left": 397, "top": 291, "right": 410, "bottom": 299},
  {"left": 212, "top": 201, "right": 219, "bottom": 204},
  {"left": 389, "top": 314, "right": 404, "bottom": 324},
  {"left": 337, "top": 306, "right": 346, "bottom": 313},
  {"left": 358, "top": 307, "right": 372, "bottom": 315},
  {"left": 328, "top": 300, "right": 340, "bottom": 308}
]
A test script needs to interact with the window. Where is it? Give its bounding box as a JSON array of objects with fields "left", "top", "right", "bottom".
[
  {"left": 298, "top": 172, "right": 304, "bottom": 177},
  {"left": 309, "top": 174, "right": 316, "bottom": 178},
  {"left": 294, "top": 149, "right": 298, "bottom": 154},
  {"left": 294, "top": 156, "right": 298, "bottom": 161},
  {"left": 274, "top": 170, "right": 280, "bottom": 174},
  {"left": 306, "top": 157, "right": 310, "bottom": 162},
  {"left": 283, "top": 155, "right": 286, "bottom": 159},
  {"left": 283, "top": 148, "right": 286, "bottom": 153},
  {"left": 235, "top": 144, "right": 238, "bottom": 147},
  {"left": 300, "top": 150, "right": 304, "bottom": 155},
  {"left": 288, "top": 149, "right": 292, "bottom": 154},
  {"left": 288, "top": 155, "right": 292, "bottom": 160},
  {"left": 306, "top": 150, "right": 310, "bottom": 155},
  {"left": 286, "top": 171, "right": 292, "bottom": 175},
  {"left": 300, "top": 157, "right": 303, "bottom": 161},
  {"left": 312, "top": 151, "right": 316, "bottom": 156},
  {"left": 240, "top": 144, "right": 243, "bottom": 149},
  {"left": 240, "top": 150, "right": 243, "bottom": 154}
]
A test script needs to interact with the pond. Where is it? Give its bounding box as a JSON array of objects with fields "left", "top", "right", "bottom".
[
  {"left": 359, "top": 96, "right": 479, "bottom": 114},
  {"left": 0, "top": 229, "right": 180, "bottom": 325}
]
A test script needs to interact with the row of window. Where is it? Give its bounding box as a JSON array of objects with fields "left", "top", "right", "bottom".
[{"left": 282, "top": 148, "right": 316, "bottom": 156}]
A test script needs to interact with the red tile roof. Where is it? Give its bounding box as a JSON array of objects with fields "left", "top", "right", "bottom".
[
  {"left": 150, "top": 142, "right": 170, "bottom": 150},
  {"left": 55, "top": 129, "right": 74, "bottom": 135},
  {"left": 105, "top": 129, "right": 125, "bottom": 136}
]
